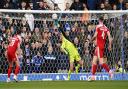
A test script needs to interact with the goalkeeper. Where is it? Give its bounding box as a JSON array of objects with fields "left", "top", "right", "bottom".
[{"left": 58, "top": 27, "right": 83, "bottom": 80}]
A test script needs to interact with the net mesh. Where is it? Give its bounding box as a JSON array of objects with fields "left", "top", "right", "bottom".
[{"left": 0, "top": 10, "right": 128, "bottom": 75}]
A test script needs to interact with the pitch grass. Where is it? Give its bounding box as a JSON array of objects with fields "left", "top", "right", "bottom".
[{"left": 0, "top": 81, "right": 128, "bottom": 89}]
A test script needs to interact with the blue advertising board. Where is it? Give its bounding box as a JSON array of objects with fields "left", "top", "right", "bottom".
[{"left": 0, "top": 73, "right": 128, "bottom": 82}]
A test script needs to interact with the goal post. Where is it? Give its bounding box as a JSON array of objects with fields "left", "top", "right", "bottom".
[{"left": 0, "top": 10, "right": 128, "bottom": 81}]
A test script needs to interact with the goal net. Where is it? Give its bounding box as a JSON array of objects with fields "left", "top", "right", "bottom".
[{"left": 0, "top": 10, "right": 128, "bottom": 81}]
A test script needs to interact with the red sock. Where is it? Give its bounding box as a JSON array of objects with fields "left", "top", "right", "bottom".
[
  {"left": 8, "top": 67, "right": 12, "bottom": 78},
  {"left": 102, "top": 63, "right": 110, "bottom": 72},
  {"left": 14, "top": 66, "right": 20, "bottom": 76},
  {"left": 92, "top": 64, "right": 97, "bottom": 75}
]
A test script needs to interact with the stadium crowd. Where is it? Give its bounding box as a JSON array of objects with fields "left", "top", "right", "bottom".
[
  {"left": 0, "top": 0, "right": 128, "bottom": 74},
  {"left": 0, "top": 0, "right": 128, "bottom": 10}
]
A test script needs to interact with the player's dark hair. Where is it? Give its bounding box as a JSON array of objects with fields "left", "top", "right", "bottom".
[{"left": 99, "top": 16, "right": 104, "bottom": 22}]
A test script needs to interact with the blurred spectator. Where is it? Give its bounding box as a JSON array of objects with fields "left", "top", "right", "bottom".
[
  {"left": 24, "top": 7, "right": 35, "bottom": 31},
  {"left": 73, "top": 37, "right": 83, "bottom": 55},
  {"left": 112, "top": 4, "right": 117, "bottom": 10},
  {"left": 99, "top": 3, "right": 105, "bottom": 10},
  {"left": 44, "top": 46, "right": 57, "bottom": 73},
  {"left": 69, "top": 27, "right": 77, "bottom": 40},
  {"left": 0, "top": 18, "right": 5, "bottom": 37},
  {"left": 125, "top": 2, "right": 128, "bottom": 9},
  {"left": 79, "top": 28, "right": 87, "bottom": 43},
  {"left": 83, "top": 3, "right": 88, "bottom": 10},
  {"left": 35, "top": 41, "right": 40, "bottom": 51},
  {"left": 31, "top": 51, "right": 44, "bottom": 73},
  {"left": 54, "top": 3, "right": 60, "bottom": 10},
  {"left": 0, "top": 0, "right": 128, "bottom": 10},
  {"left": 25, "top": 43, "right": 31, "bottom": 58},
  {"left": 65, "top": 22, "right": 71, "bottom": 31},
  {"left": 37, "top": 42, "right": 43, "bottom": 53},
  {"left": 70, "top": 0, "right": 84, "bottom": 10},
  {"left": 32, "top": 27, "right": 42, "bottom": 42},
  {"left": 104, "top": 0, "right": 112, "bottom": 10},
  {"left": 3, "top": 15, "right": 12, "bottom": 29},
  {"left": 65, "top": 30, "right": 70, "bottom": 37},
  {"left": 30, "top": 42, "right": 36, "bottom": 57},
  {"left": 87, "top": 24, "right": 94, "bottom": 38},
  {"left": 87, "top": 0, "right": 97, "bottom": 10},
  {"left": 21, "top": 17, "right": 29, "bottom": 28},
  {"left": 109, "top": 0, "right": 117, "bottom": 5},
  {"left": 52, "top": 28, "right": 60, "bottom": 47},
  {"left": 82, "top": 40, "right": 91, "bottom": 72},
  {"left": 43, "top": 20, "right": 48, "bottom": 29},
  {"left": 38, "top": 0, "right": 45, "bottom": 10},
  {"left": 31, "top": 0, "right": 40, "bottom": 10},
  {"left": 65, "top": 3, "right": 70, "bottom": 10},
  {"left": 21, "top": 27, "right": 27, "bottom": 39},
  {"left": 41, "top": 30, "right": 51, "bottom": 55},
  {"left": 19, "top": 1, "right": 28, "bottom": 10},
  {"left": 43, "top": 1, "right": 51, "bottom": 10},
  {"left": 117, "top": 0, "right": 126, "bottom": 10},
  {"left": 3, "top": 0, "right": 14, "bottom": 9},
  {"left": 43, "top": 20, "right": 48, "bottom": 30},
  {"left": 115, "top": 60, "right": 126, "bottom": 72},
  {"left": 0, "top": 42, "right": 8, "bottom": 73},
  {"left": 17, "top": 48, "right": 23, "bottom": 73},
  {"left": 12, "top": 0, "right": 20, "bottom": 9},
  {"left": 42, "top": 29, "right": 50, "bottom": 42}
]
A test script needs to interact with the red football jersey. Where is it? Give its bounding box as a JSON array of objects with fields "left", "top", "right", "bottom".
[
  {"left": 96, "top": 23, "right": 109, "bottom": 49},
  {"left": 7, "top": 35, "right": 21, "bottom": 53}
]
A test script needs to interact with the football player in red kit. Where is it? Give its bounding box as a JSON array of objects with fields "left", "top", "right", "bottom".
[
  {"left": 6, "top": 30, "right": 22, "bottom": 82},
  {"left": 90, "top": 16, "right": 113, "bottom": 81}
]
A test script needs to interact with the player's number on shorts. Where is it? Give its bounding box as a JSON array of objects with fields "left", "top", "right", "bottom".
[{"left": 9, "top": 39, "right": 15, "bottom": 46}]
